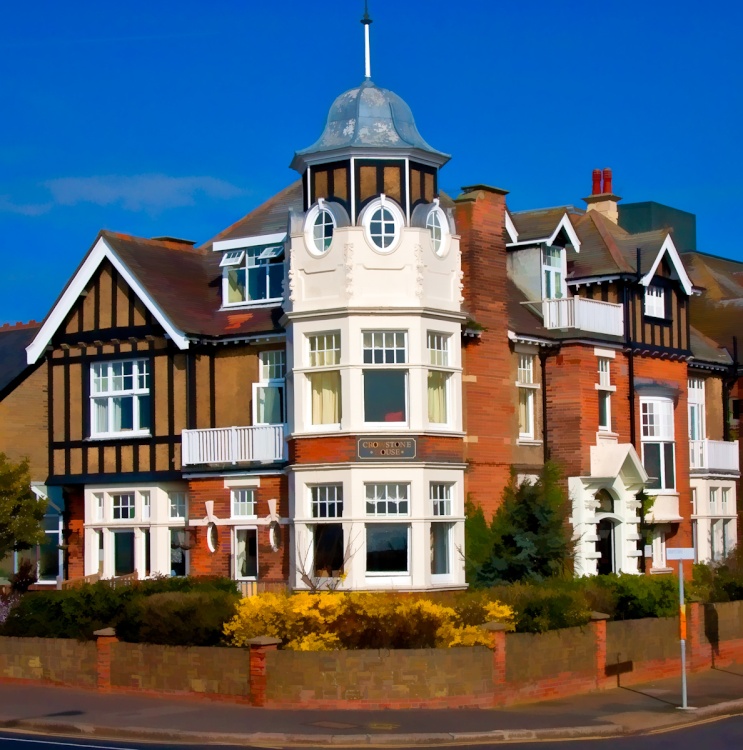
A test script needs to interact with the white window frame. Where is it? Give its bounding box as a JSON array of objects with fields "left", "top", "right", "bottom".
[
  {"left": 597, "top": 357, "right": 613, "bottom": 432},
  {"left": 365, "top": 483, "right": 410, "bottom": 516},
  {"left": 361, "top": 195, "right": 404, "bottom": 254},
  {"left": 90, "top": 359, "right": 151, "bottom": 438},
  {"left": 430, "top": 521, "right": 453, "bottom": 577},
  {"left": 169, "top": 528, "right": 190, "bottom": 577},
  {"left": 233, "top": 526, "right": 259, "bottom": 580},
  {"left": 232, "top": 488, "right": 257, "bottom": 519},
  {"left": 311, "top": 484, "right": 344, "bottom": 519},
  {"left": 307, "top": 332, "right": 342, "bottom": 428},
  {"left": 709, "top": 487, "right": 718, "bottom": 514},
  {"left": 365, "top": 523, "right": 411, "bottom": 576},
  {"left": 516, "top": 353, "right": 538, "bottom": 441},
  {"left": 222, "top": 244, "right": 285, "bottom": 307},
  {"left": 362, "top": 330, "right": 408, "bottom": 426},
  {"left": 644, "top": 285, "right": 666, "bottom": 319},
  {"left": 253, "top": 350, "right": 286, "bottom": 425},
  {"left": 542, "top": 245, "right": 566, "bottom": 300},
  {"left": 305, "top": 202, "right": 336, "bottom": 256},
  {"left": 688, "top": 377, "right": 706, "bottom": 441},
  {"left": 640, "top": 397, "right": 675, "bottom": 491},
  {"left": 426, "top": 203, "right": 450, "bottom": 257},
  {"left": 430, "top": 483, "right": 452, "bottom": 516},
  {"left": 168, "top": 491, "right": 187, "bottom": 520},
  {"left": 112, "top": 492, "right": 136, "bottom": 521},
  {"left": 427, "top": 332, "right": 451, "bottom": 426}
]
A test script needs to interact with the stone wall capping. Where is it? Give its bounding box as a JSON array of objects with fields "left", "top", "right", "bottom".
[
  {"left": 481, "top": 621, "right": 509, "bottom": 632},
  {"left": 590, "top": 612, "right": 610, "bottom": 621},
  {"left": 248, "top": 636, "right": 282, "bottom": 647},
  {"left": 93, "top": 627, "right": 117, "bottom": 638}
]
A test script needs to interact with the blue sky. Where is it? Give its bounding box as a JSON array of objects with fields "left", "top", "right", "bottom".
[{"left": 1, "top": 0, "right": 741, "bottom": 325}]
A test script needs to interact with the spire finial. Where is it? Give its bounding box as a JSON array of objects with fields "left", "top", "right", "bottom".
[{"left": 361, "top": 1, "right": 372, "bottom": 80}]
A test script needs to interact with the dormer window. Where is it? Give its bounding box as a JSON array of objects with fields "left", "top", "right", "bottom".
[
  {"left": 305, "top": 201, "right": 336, "bottom": 256},
  {"left": 361, "top": 196, "right": 404, "bottom": 253},
  {"left": 223, "top": 244, "right": 284, "bottom": 306},
  {"left": 644, "top": 285, "right": 666, "bottom": 319},
  {"left": 542, "top": 245, "right": 566, "bottom": 299}
]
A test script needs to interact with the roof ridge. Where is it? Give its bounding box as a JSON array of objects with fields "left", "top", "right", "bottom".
[
  {"left": 102, "top": 230, "right": 206, "bottom": 256},
  {"left": 0, "top": 320, "right": 41, "bottom": 331}
]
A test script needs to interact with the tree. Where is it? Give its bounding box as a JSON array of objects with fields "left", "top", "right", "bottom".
[
  {"left": 0, "top": 454, "right": 47, "bottom": 559},
  {"left": 476, "top": 462, "right": 574, "bottom": 586}
]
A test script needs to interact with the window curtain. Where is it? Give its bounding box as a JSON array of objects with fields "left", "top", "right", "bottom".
[
  {"left": 311, "top": 371, "right": 341, "bottom": 424},
  {"left": 94, "top": 399, "right": 108, "bottom": 433},
  {"left": 236, "top": 530, "right": 247, "bottom": 577},
  {"left": 427, "top": 371, "right": 447, "bottom": 423},
  {"left": 518, "top": 389, "right": 532, "bottom": 435}
]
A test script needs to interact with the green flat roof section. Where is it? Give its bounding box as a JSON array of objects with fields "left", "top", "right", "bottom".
[{"left": 618, "top": 201, "right": 697, "bottom": 252}]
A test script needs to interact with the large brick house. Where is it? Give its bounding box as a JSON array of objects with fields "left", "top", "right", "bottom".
[{"left": 7, "top": 29, "right": 740, "bottom": 588}]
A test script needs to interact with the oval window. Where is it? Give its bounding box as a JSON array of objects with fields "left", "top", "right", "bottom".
[
  {"left": 305, "top": 204, "right": 336, "bottom": 256},
  {"left": 207, "top": 522, "right": 218, "bottom": 553},
  {"left": 426, "top": 207, "right": 449, "bottom": 256},
  {"left": 362, "top": 197, "right": 404, "bottom": 254}
]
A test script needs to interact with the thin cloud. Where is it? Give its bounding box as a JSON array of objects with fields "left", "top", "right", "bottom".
[
  {"left": 0, "top": 195, "right": 53, "bottom": 216},
  {"left": 44, "top": 174, "right": 246, "bottom": 212}
]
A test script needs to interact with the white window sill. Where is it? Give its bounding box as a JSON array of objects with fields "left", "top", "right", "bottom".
[
  {"left": 220, "top": 299, "right": 282, "bottom": 310},
  {"left": 595, "top": 383, "right": 617, "bottom": 392},
  {"left": 88, "top": 431, "right": 151, "bottom": 441},
  {"left": 362, "top": 422, "right": 409, "bottom": 429},
  {"left": 516, "top": 382, "right": 540, "bottom": 389},
  {"left": 517, "top": 438, "right": 542, "bottom": 447},
  {"left": 649, "top": 567, "right": 674, "bottom": 575}
]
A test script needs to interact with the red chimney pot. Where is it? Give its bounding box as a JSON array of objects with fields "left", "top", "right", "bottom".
[
  {"left": 592, "top": 169, "right": 602, "bottom": 195},
  {"left": 602, "top": 168, "right": 613, "bottom": 195}
]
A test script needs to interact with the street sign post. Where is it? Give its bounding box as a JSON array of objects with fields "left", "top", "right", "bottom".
[{"left": 666, "top": 547, "right": 695, "bottom": 710}]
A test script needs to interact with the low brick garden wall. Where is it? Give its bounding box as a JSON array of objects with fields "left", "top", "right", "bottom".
[{"left": 1, "top": 601, "right": 742, "bottom": 708}]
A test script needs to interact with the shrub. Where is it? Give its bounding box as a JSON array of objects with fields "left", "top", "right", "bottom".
[
  {"left": 0, "top": 576, "right": 239, "bottom": 640},
  {"left": 223, "top": 591, "right": 515, "bottom": 650},
  {"left": 487, "top": 581, "right": 592, "bottom": 633},
  {"left": 692, "top": 546, "right": 743, "bottom": 603},
  {"left": 476, "top": 463, "right": 574, "bottom": 586},
  {"left": 589, "top": 574, "right": 678, "bottom": 619},
  {"left": 117, "top": 590, "right": 239, "bottom": 646}
]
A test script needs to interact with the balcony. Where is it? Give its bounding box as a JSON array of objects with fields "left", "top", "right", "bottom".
[
  {"left": 182, "top": 425, "right": 285, "bottom": 467},
  {"left": 542, "top": 297, "right": 624, "bottom": 337},
  {"left": 689, "top": 439, "right": 740, "bottom": 474}
]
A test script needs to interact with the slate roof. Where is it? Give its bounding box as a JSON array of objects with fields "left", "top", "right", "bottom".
[
  {"left": 101, "top": 232, "right": 284, "bottom": 340},
  {"left": 0, "top": 323, "right": 41, "bottom": 398},
  {"left": 510, "top": 206, "right": 578, "bottom": 243},
  {"left": 689, "top": 326, "right": 733, "bottom": 367},
  {"left": 200, "top": 181, "right": 302, "bottom": 252},
  {"left": 683, "top": 251, "right": 743, "bottom": 352}
]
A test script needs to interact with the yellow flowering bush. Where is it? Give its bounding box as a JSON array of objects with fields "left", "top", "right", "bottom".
[{"left": 223, "top": 590, "right": 514, "bottom": 651}]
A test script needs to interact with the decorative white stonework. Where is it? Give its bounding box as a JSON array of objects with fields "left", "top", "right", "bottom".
[
  {"left": 570, "top": 442, "right": 648, "bottom": 577},
  {"left": 414, "top": 243, "right": 425, "bottom": 300},
  {"left": 344, "top": 242, "right": 354, "bottom": 298}
]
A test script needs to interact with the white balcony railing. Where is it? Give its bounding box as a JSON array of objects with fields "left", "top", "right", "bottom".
[
  {"left": 542, "top": 296, "right": 624, "bottom": 336},
  {"left": 689, "top": 439, "right": 740, "bottom": 473},
  {"left": 182, "top": 425, "right": 284, "bottom": 466}
]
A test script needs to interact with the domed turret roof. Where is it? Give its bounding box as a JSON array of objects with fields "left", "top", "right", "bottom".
[{"left": 291, "top": 79, "right": 449, "bottom": 171}]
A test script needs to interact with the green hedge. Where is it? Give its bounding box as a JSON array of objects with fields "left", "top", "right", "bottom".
[{"left": 0, "top": 576, "right": 238, "bottom": 644}]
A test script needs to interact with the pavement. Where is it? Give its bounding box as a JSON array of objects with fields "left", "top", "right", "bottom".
[{"left": 0, "top": 664, "right": 742, "bottom": 746}]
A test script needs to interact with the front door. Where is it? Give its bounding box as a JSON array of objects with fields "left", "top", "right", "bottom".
[{"left": 597, "top": 518, "right": 616, "bottom": 575}]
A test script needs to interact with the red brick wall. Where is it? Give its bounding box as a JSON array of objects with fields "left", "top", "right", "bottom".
[
  {"left": 188, "top": 475, "right": 289, "bottom": 582},
  {"left": 455, "top": 187, "right": 514, "bottom": 519}
]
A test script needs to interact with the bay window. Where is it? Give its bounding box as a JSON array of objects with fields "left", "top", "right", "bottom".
[
  {"left": 363, "top": 331, "right": 407, "bottom": 424},
  {"left": 91, "top": 359, "right": 150, "bottom": 437},
  {"left": 254, "top": 350, "right": 285, "bottom": 425},
  {"left": 308, "top": 332, "right": 341, "bottom": 426},
  {"left": 430, "top": 484, "right": 453, "bottom": 576},
  {"left": 427, "top": 332, "right": 450, "bottom": 425},
  {"left": 641, "top": 397, "right": 675, "bottom": 490},
  {"left": 365, "top": 483, "right": 410, "bottom": 575},
  {"left": 223, "top": 244, "right": 284, "bottom": 305},
  {"left": 311, "top": 485, "right": 344, "bottom": 577}
]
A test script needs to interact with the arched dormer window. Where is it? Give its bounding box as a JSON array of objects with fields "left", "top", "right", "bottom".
[{"left": 360, "top": 195, "right": 404, "bottom": 254}]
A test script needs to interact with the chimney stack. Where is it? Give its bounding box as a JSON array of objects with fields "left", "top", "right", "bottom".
[{"left": 584, "top": 167, "right": 621, "bottom": 224}]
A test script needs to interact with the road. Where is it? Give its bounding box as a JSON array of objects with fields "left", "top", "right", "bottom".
[{"left": 0, "top": 716, "right": 742, "bottom": 749}]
